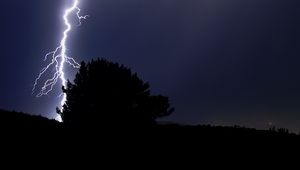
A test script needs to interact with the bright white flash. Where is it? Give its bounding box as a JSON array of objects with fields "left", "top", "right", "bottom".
[{"left": 33, "top": 0, "right": 88, "bottom": 121}]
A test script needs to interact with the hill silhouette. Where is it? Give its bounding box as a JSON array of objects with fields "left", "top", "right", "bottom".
[
  {"left": 0, "top": 109, "right": 61, "bottom": 130},
  {"left": 1, "top": 58, "right": 299, "bottom": 142},
  {"left": 0, "top": 108, "right": 298, "bottom": 138}
]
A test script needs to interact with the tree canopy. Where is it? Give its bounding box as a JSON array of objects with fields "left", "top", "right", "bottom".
[{"left": 58, "top": 58, "right": 174, "bottom": 129}]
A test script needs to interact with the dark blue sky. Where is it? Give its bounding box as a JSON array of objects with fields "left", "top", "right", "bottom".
[{"left": 1, "top": 0, "right": 300, "bottom": 132}]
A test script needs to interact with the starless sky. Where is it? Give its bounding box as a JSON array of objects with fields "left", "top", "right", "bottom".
[{"left": 1, "top": 0, "right": 300, "bottom": 132}]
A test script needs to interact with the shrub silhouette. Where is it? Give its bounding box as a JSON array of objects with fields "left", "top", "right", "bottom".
[{"left": 58, "top": 58, "right": 174, "bottom": 129}]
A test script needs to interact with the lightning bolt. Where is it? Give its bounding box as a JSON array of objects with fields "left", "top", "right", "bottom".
[{"left": 33, "top": 0, "right": 88, "bottom": 121}]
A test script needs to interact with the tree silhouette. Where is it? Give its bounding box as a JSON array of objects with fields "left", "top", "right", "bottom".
[{"left": 58, "top": 58, "right": 174, "bottom": 129}]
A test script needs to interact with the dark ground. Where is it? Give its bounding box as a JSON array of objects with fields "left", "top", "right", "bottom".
[
  {"left": 1, "top": 109, "right": 298, "bottom": 138},
  {"left": 0, "top": 109, "right": 297, "bottom": 164}
]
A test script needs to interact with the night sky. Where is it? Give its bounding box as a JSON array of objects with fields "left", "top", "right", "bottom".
[{"left": 1, "top": 0, "right": 300, "bottom": 132}]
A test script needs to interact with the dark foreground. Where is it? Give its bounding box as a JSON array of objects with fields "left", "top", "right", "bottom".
[
  {"left": 1, "top": 109, "right": 298, "bottom": 139},
  {"left": 1, "top": 109, "right": 298, "bottom": 162}
]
